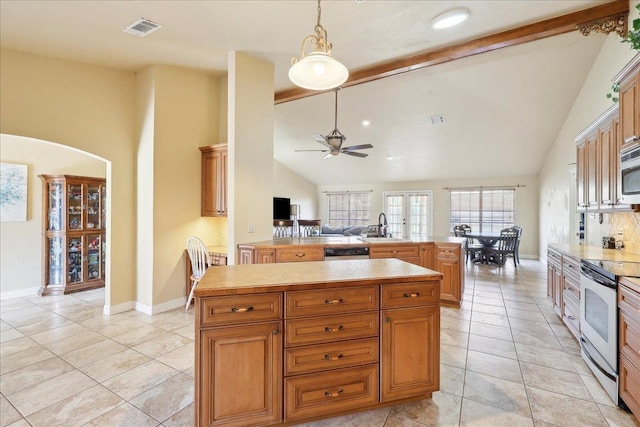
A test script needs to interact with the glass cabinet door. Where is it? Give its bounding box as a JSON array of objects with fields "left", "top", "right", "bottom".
[
  {"left": 67, "top": 183, "right": 83, "bottom": 230},
  {"left": 86, "top": 234, "right": 103, "bottom": 281},
  {"left": 48, "top": 182, "right": 63, "bottom": 231},
  {"left": 67, "top": 236, "right": 83, "bottom": 284},
  {"left": 86, "top": 184, "right": 102, "bottom": 230},
  {"left": 47, "top": 236, "right": 64, "bottom": 285}
]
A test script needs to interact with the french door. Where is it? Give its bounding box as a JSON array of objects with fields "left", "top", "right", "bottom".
[{"left": 383, "top": 191, "right": 433, "bottom": 238}]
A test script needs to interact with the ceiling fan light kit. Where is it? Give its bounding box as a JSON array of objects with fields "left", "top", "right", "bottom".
[
  {"left": 289, "top": 0, "right": 348, "bottom": 91},
  {"left": 295, "top": 89, "right": 373, "bottom": 159},
  {"left": 431, "top": 8, "right": 470, "bottom": 29}
]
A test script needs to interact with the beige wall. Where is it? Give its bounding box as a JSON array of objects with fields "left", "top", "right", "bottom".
[
  {"left": 538, "top": 4, "right": 639, "bottom": 259},
  {"left": 0, "top": 49, "right": 227, "bottom": 313},
  {"left": 0, "top": 49, "right": 137, "bottom": 308},
  {"left": 228, "top": 52, "right": 275, "bottom": 262},
  {"left": 317, "top": 175, "right": 539, "bottom": 258},
  {"left": 0, "top": 135, "right": 106, "bottom": 295},
  {"left": 273, "top": 160, "right": 318, "bottom": 222}
]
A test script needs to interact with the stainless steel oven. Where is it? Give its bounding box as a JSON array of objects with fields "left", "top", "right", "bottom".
[
  {"left": 580, "top": 260, "right": 618, "bottom": 404},
  {"left": 620, "top": 145, "right": 640, "bottom": 204}
]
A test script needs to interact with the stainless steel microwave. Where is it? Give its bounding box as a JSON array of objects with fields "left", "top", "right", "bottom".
[{"left": 620, "top": 145, "right": 640, "bottom": 204}]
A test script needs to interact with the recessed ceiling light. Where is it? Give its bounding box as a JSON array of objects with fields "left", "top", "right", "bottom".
[
  {"left": 431, "top": 8, "right": 470, "bottom": 29},
  {"left": 362, "top": 119, "right": 371, "bottom": 126}
]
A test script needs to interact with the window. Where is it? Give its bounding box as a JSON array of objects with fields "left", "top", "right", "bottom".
[
  {"left": 449, "top": 189, "right": 515, "bottom": 234},
  {"left": 383, "top": 191, "right": 432, "bottom": 238},
  {"left": 326, "top": 192, "right": 371, "bottom": 227}
]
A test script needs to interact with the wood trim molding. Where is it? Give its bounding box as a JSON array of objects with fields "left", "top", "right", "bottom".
[{"left": 275, "top": 0, "right": 629, "bottom": 104}]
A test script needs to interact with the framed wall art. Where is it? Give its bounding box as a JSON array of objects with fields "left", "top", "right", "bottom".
[{"left": 0, "top": 162, "right": 28, "bottom": 222}]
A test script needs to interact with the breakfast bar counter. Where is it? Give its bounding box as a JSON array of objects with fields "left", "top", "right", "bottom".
[{"left": 194, "top": 259, "right": 442, "bottom": 427}]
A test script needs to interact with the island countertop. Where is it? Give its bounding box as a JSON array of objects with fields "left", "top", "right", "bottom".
[
  {"left": 238, "top": 235, "right": 465, "bottom": 249},
  {"left": 194, "top": 258, "right": 443, "bottom": 297}
]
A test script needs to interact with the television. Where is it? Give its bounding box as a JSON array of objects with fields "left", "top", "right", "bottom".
[{"left": 273, "top": 197, "right": 291, "bottom": 220}]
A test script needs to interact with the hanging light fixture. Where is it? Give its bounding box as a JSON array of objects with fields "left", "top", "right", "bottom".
[{"left": 289, "top": 0, "right": 349, "bottom": 91}]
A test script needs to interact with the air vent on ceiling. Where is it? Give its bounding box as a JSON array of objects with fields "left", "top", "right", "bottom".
[
  {"left": 122, "top": 18, "right": 162, "bottom": 37},
  {"left": 429, "top": 115, "right": 446, "bottom": 125}
]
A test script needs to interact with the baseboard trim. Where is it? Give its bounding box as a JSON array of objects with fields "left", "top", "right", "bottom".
[
  {"left": 0, "top": 286, "right": 39, "bottom": 300},
  {"left": 103, "top": 300, "right": 135, "bottom": 315},
  {"left": 135, "top": 297, "right": 185, "bottom": 315}
]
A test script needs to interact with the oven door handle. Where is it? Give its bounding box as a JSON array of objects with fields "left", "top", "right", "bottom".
[
  {"left": 580, "top": 267, "right": 617, "bottom": 289},
  {"left": 580, "top": 336, "right": 616, "bottom": 381}
]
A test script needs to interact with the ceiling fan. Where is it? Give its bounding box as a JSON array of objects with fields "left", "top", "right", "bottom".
[{"left": 295, "top": 88, "right": 373, "bottom": 159}]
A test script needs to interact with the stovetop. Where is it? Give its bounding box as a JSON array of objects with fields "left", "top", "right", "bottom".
[{"left": 582, "top": 259, "right": 640, "bottom": 280}]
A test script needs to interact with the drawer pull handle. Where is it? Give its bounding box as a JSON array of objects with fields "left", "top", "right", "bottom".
[
  {"left": 231, "top": 306, "right": 254, "bottom": 313},
  {"left": 325, "top": 299, "right": 344, "bottom": 305},
  {"left": 403, "top": 292, "right": 420, "bottom": 298},
  {"left": 567, "top": 315, "right": 576, "bottom": 321},
  {"left": 324, "top": 389, "right": 343, "bottom": 398},
  {"left": 295, "top": 253, "right": 306, "bottom": 258},
  {"left": 273, "top": 329, "right": 280, "bottom": 335},
  {"left": 324, "top": 353, "right": 344, "bottom": 361},
  {"left": 325, "top": 326, "right": 344, "bottom": 333}
]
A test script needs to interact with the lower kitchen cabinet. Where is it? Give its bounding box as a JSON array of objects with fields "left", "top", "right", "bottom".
[
  {"left": 619, "top": 277, "right": 640, "bottom": 419},
  {"left": 434, "top": 243, "right": 463, "bottom": 307},
  {"left": 381, "top": 305, "right": 439, "bottom": 401},
  {"left": 547, "top": 247, "right": 563, "bottom": 317},
  {"left": 197, "top": 321, "right": 283, "bottom": 427},
  {"left": 195, "top": 266, "right": 441, "bottom": 427}
]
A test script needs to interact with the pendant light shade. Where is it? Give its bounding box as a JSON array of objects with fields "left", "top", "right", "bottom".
[{"left": 289, "top": 0, "right": 348, "bottom": 91}]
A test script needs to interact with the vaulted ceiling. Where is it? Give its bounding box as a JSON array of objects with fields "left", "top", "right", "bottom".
[{"left": 0, "top": 1, "right": 627, "bottom": 185}]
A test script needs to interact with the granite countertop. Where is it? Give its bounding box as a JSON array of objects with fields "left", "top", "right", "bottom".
[
  {"left": 194, "top": 258, "right": 443, "bottom": 297},
  {"left": 238, "top": 235, "right": 465, "bottom": 248},
  {"left": 549, "top": 243, "right": 640, "bottom": 263}
]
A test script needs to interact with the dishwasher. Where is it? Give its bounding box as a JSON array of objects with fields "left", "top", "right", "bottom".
[{"left": 324, "top": 246, "right": 370, "bottom": 260}]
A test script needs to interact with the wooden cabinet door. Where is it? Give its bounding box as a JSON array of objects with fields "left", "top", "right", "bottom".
[
  {"left": 434, "top": 244, "right": 460, "bottom": 305},
  {"left": 256, "top": 249, "right": 276, "bottom": 264},
  {"left": 198, "top": 322, "right": 282, "bottom": 427},
  {"left": 553, "top": 266, "right": 562, "bottom": 317},
  {"left": 381, "top": 306, "right": 439, "bottom": 401},
  {"left": 419, "top": 244, "right": 434, "bottom": 270},
  {"left": 200, "top": 145, "right": 227, "bottom": 217},
  {"left": 576, "top": 142, "right": 587, "bottom": 210},
  {"left": 599, "top": 121, "right": 613, "bottom": 207},
  {"left": 620, "top": 73, "right": 640, "bottom": 152},
  {"left": 586, "top": 133, "right": 599, "bottom": 208}
]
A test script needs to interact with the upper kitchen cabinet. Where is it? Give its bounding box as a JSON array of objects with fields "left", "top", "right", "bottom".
[
  {"left": 199, "top": 144, "right": 227, "bottom": 217},
  {"left": 614, "top": 54, "right": 640, "bottom": 154},
  {"left": 574, "top": 105, "right": 629, "bottom": 212}
]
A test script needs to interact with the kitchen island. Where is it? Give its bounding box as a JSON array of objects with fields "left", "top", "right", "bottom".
[
  {"left": 194, "top": 258, "right": 442, "bottom": 427},
  {"left": 237, "top": 235, "right": 465, "bottom": 307}
]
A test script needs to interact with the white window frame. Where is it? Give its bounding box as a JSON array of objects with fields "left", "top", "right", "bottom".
[
  {"left": 449, "top": 188, "right": 516, "bottom": 234},
  {"left": 326, "top": 191, "right": 371, "bottom": 228},
  {"left": 382, "top": 190, "right": 433, "bottom": 238}
]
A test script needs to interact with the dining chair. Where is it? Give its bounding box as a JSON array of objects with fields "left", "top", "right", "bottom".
[
  {"left": 486, "top": 229, "right": 519, "bottom": 267},
  {"left": 453, "top": 225, "right": 483, "bottom": 263},
  {"left": 512, "top": 226, "right": 523, "bottom": 264},
  {"left": 186, "top": 236, "right": 211, "bottom": 310},
  {"left": 298, "top": 219, "right": 321, "bottom": 237}
]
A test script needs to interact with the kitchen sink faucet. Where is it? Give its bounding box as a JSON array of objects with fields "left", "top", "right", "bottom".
[{"left": 378, "top": 212, "right": 388, "bottom": 238}]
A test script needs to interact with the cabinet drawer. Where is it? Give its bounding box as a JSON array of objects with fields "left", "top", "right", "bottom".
[
  {"left": 562, "top": 258, "right": 580, "bottom": 281},
  {"left": 276, "top": 247, "right": 324, "bottom": 263},
  {"left": 369, "top": 244, "right": 420, "bottom": 259},
  {"left": 620, "top": 354, "right": 640, "bottom": 419},
  {"left": 435, "top": 243, "right": 460, "bottom": 258},
  {"left": 563, "top": 275, "right": 580, "bottom": 301},
  {"left": 620, "top": 309, "right": 640, "bottom": 371},
  {"left": 620, "top": 284, "right": 640, "bottom": 323},
  {"left": 381, "top": 282, "right": 439, "bottom": 309},
  {"left": 200, "top": 293, "right": 282, "bottom": 327},
  {"left": 285, "top": 364, "right": 378, "bottom": 421},
  {"left": 285, "top": 338, "right": 379, "bottom": 376},
  {"left": 285, "top": 312, "right": 379, "bottom": 347},
  {"left": 285, "top": 286, "right": 378, "bottom": 318},
  {"left": 562, "top": 293, "right": 580, "bottom": 339},
  {"left": 547, "top": 248, "right": 562, "bottom": 267}
]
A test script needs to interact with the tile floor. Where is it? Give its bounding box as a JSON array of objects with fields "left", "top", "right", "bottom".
[{"left": 1, "top": 260, "right": 639, "bottom": 426}]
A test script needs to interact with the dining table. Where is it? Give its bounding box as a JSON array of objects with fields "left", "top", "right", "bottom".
[{"left": 464, "top": 233, "right": 506, "bottom": 264}]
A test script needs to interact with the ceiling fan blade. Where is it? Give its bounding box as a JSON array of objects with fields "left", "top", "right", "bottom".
[
  {"left": 342, "top": 151, "right": 368, "bottom": 158},
  {"left": 342, "top": 144, "right": 373, "bottom": 151},
  {"left": 295, "top": 150, "right": 329, "bottom": 153},
  {"left": 323, "top": 152, "right": 334, "bottom": 160},
  {"left": 313, "top": 134, "right": 332, "bottom": 149}
]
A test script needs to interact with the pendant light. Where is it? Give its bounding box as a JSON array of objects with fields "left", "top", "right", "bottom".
[{"left": 289, "top": 0, "right": 349, "bottom": 91}]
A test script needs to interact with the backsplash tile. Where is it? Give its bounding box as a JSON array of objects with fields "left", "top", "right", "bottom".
[{"left": 586, "top": 212, "right": 640, "bottom": 254}]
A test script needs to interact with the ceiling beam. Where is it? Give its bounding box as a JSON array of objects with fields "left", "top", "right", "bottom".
[{"left": 274, "top": 0, "right": 629, "bottom": 104}]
